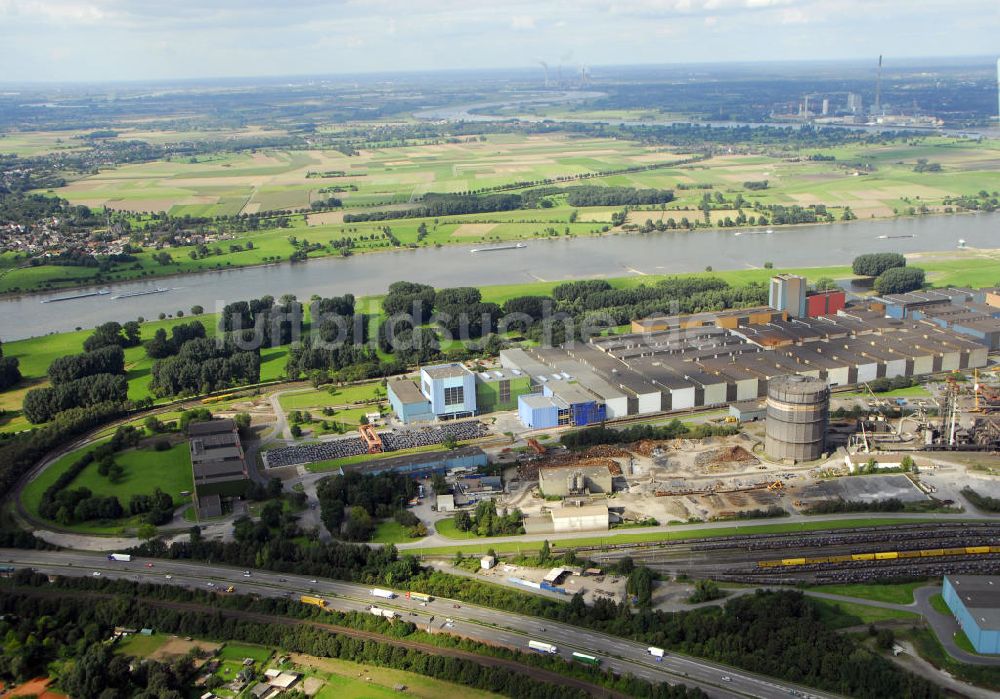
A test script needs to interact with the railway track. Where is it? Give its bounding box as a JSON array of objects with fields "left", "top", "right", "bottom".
[{"left": 572, "top": 523, "right": 1000, "bottom": 584}]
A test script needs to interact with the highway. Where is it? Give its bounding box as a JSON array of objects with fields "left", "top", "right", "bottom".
[{"left": 1, "top": 549, "right": 841, "bottom": 699}]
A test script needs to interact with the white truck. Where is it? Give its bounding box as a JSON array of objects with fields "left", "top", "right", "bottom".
[
  {"left": 369, "top": 606, "right": 399, "bottom": 619},
  {"left": 107, "top": 553, "right": 132, "bottom": 562},
  {"left": 648, "top": 647, "right": 665, "bottom": 660},
  {"left": 371, "top": 588, "right": 395, "bottom": 599},
  {"left": 528, "top": 640, "right": 558, "bottom": 654}
]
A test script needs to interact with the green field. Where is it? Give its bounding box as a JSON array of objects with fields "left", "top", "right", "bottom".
[
  {"left": 278, "top": 382, "right": 382, "bottom": 411},
  {"left": 810, "top": 598, "right": 920, "bottom": 629},
  {"left": 115, "top": 632, "right": 168, "bottom": 657},
  {"left": 808, "top": 581, "right": 928, "bottom": 605},
  {"left": 371, "top": 519, "right": 419, "bottom": 544},
  {"left": 434, "top": 517, "right": 482, "bottom": 540},
  {"left": 218, "top": 642, "right": 273, "bottom": 663},
  {"left": 300, "top": 655, "right": 501, "bottom": 699},
  {"left": 20, "top": 439, "right": 193, "bottom": 533}
]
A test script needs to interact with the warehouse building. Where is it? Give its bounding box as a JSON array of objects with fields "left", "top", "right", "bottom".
[
  {"left": 539, "top": 464, "right": 613, "bottom": 497},
  {"left": 188, "top": 419, "right": 249, "bottom": 517},
  {"left": 943, "top": 575, "right": 1000, "bottom": 654},
  {"left": 550, "top": 503, "right": 609, "bottom": 532},
  {"left": 875, "top": 288, "right": 974, "bottom": 319},
  {"left": 518, "top": 394, "right": 561, "bottom": 428},
  {"left": 421, "top": 363, "right": 477, "bottom": 419},
  {"left": 495, "top": 295, "right": 990, "bottom": 428},
  {"left": 351, "top": 446, "right": 487, "bottom": 477},
  {"left": 387, "top": 378, "right": 434, "bottom": 424}
]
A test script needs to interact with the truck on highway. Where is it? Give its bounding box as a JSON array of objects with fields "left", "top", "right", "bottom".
[
  {"left": 571, "top": 652, "right": 600, "bottom": 666},
  {"left": 408, "top": 592, "right": 433, "bottom": 603},
  {"left": 528, "top": 640, "right": 558, "bottom": 654},
  {"left": 371, "top": 588, "right": 395, "bottom": 599},
  {"left": 648, "top": 647, "right": 665, "bottom": 660},
  {"left": 107, "top": 553, "right": 131, "bottom": 562},
  {"left": 300, "top": 595, "right": 327, "bottom": 608},
  {"left": 369, "top": 606, "right": 399, "bottom": 619}
]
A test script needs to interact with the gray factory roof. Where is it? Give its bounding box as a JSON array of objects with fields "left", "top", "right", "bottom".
[
  {"left": 388, "top": 378, "right": 428, "bottom": 405},
  {"left": 698, "top": 357, "right": 763, "bottom": 382},
  {"left": 351, "top": 446, "right": 486, "bottom": 475},
  {"left": 546, "top": 380, "right": 598, "bottom": 406},
  {"left": 946, "top": 575, "right": 1000, "bottom": 629},
  {"left": 623, "top": 357, "right": 694, "bottom": 390},
  {"left": 193, "top": 460, "right": 247, "bottom": 480},
  {"left": 520, "top": 394, "right": 559, "bottom": 410},
  {"left": 187, "top": 419, "right": 236, "bottom": 436},
  {"left": 569, "top": 345, "right": 662, "bottom": 396},
  {"left": 191, "top": 444, "right": 242, "bottom": 464},
  {"left": 423, "top": 363, "right": 470, "bottom": 379},
  {"left": 878, "top": 289, "right": 972, "bottom": 307},
  {"left": 476, "top": 367, "right": 526, "bottom": 382},
  {"left": 500, "top": 348, "right": 552, "bottom": 378},
  {"left": 539, "top": 464, "right": 612, "bottom": 480}
]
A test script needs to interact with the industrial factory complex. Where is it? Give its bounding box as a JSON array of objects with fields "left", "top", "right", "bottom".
[{"left": 388, "top": 277, "right": 996, "bottom": 436}]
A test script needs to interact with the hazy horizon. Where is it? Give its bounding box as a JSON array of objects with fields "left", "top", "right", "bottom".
[{"left": 1, "top": 0, "right": 997, "bottom": 83}]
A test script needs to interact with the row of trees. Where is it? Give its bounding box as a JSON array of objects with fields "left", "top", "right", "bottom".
[
  {"left": 146, "top": 320, "right": 207, "bottom": 358},
  {"left": 149, "top": 337, "right": 259, "bottom": 397},
  {"left": 22, "top": 371, "right": 127, "bottom": 423}
]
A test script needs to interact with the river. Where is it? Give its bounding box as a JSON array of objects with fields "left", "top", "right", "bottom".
[{"left": 2, "top": 213, "right": 997, "bottom": 341}]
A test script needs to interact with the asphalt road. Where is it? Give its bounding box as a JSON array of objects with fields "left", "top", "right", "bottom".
[{"left": 1, "top": 549, "right": 842, "bottom": 699}]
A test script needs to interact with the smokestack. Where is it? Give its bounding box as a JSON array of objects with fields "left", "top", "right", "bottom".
[{"left": 875, "top": 55, "right": 883, "bottom": 116}]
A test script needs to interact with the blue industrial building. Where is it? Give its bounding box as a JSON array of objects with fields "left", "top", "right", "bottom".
[
  {"left": 519, "top": 394, "right": 560, "bottom": 428},
  {"left": 421, "top": 363, "right": 477, "bottom": 419},
  {"left": 516, "top": 380, "right": 606, "bottom": 429},
  {"left": 387, "top": 378, "right": 435, "bottom": 424},
  {"left": 942, "top": 575, "right": 1000, "bottom": 655}
]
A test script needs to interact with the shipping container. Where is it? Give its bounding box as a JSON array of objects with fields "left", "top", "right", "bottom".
[
  {"left": 571, "top": 652, "right": 600, "bottom": 666},
  {"left": 371, "top": 588, "right": 395, "bottom": 599},
  {"left": 648, "top": 647, "right": 665, "bottom": 659},
  {"left": 107, "top": 553, "right": 131, "bottom": 562},
  {"left": 300, "top": 595, "right": 327, "bottom": 608}
]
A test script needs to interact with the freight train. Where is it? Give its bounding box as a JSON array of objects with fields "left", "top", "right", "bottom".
[{"left": 759, "top": 545, "right": 999, "bottom": 568}]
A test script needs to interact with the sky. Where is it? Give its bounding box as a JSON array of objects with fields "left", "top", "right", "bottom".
[{"left": 1, "top": 0, "right": 998, "bottom": 83}]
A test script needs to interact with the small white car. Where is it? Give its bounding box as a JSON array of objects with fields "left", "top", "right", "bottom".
[
  {"left": 165, "top": 574, "right": 173, "bottom": 580},
  {"left": 721, "top": 676, "right": 732, "bottom": 683},
  {"left": 207, "top": 582, "right": 215, "bottom": 587},
  {"left": 92, "top": 571, "right": 101, "bottom": 577},
  {"left": 243, "top": 570, "right": 251, "bottom": 577}
]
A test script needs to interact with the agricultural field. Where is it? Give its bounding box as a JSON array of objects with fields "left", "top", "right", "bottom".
[
  {"left": 6, "top": 134, "right": 999, "bottom": 295},
  {"left": 49, "top": 133, "right": 683, "bottom": 216}
]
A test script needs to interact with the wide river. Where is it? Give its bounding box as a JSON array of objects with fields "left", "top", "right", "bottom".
[{"left": 2, "top": 213, "right": 997, "bottom": 341}]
